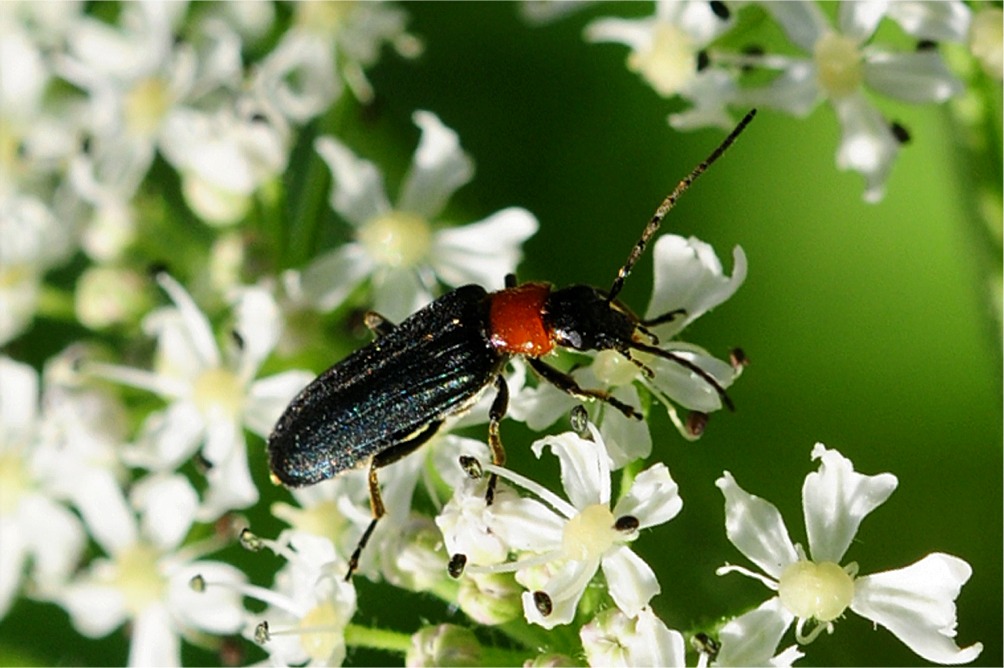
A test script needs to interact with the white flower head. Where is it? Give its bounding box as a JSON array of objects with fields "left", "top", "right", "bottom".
[
  {"left": 55, "top": 474, "right": 246, "bottom": 666},
  {"left": 510, "top": 233, "right": 746, "bottom": 462},
  {"left": 580, "top": 606, "right": 686, "bottom": 667},
  {"left": 744, "top": 1, "right": 965, "bottom": 202},
  {"left": 585, "top": 0, "right": 741, "bottom": 130},
  {"left": 87, "top": 274, "right": 313, "bottom": 519},
  {"left": 299, "top": 110, "right": 538, "bottom": 320},
  {"left": 715, "top": 443, "right": 983, "bottom": 665},
  {"left": 458, "top": 425, "right": 682, "bottom": 628}
]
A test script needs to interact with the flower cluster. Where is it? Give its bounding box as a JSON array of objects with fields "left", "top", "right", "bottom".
[{"left": 0, "top": 2, "right": 993, "bottom": 667}]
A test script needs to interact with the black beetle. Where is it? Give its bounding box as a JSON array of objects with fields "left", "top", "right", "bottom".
[{"left": 268, "top": 109, "right": 756, "bottom": 577}]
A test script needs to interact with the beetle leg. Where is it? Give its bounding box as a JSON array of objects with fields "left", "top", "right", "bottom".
[
  {"left": 363, "top": 311, "right": 396, "bottom": 338},
  {"left": 485, "top": 375, "right": 509, "bottom": 505},
  {"left": 504, "top": 273, "right": 517, "bottom": 288},
  {"left": 345, "top": 419, "right": 443, "bottom": 579},
  {"left": 528, "top": 358, "right": 643, "bottom": 420},
  {"left": 641, "top": 307, "right": 686, "bottom": 328}
]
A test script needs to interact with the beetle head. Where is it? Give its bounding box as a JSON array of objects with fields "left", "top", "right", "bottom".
[{"left": 543, "top": 285, "right": 638, "bottom": 352}]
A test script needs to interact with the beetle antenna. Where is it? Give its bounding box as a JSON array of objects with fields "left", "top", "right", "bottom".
[
  {"left": 628, "top": 340, "right": 735, "bottom": 412},
  {"left": 607, "top": 108, "right": 757, "bottom": 303}
]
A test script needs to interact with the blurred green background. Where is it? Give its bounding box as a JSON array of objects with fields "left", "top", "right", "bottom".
[{"left": 2, "top": 2, "right": 999, "bottom": 666}]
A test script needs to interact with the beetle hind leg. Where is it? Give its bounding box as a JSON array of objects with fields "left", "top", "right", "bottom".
[{"left": 345, "top": 419, "right": 443, "bottom": 580}]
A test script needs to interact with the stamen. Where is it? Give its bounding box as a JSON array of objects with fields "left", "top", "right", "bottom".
[
  {"left": 532, "top": 591, "right": 553, "bottom": 616},
  {"left": 483, "top": 463, "right": 577, "bottom": 519}
]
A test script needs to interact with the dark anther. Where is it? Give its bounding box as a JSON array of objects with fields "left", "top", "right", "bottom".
[
  {"left": 614, "top": 515, "right": 640, "bottom": 532},
  {"left": 459, "top": 455, "right": 483, "bottom": 479},
  {"left": 916, "top": 39, "right": 938, "bottom": 51},
  {"left": 249, "top": 111, "right": 268, "bottom": 124},
  {"left": 691, "top": 632, "right": 720, "bottom": 658},
  {"left": 239, "top": 528, "right": 264, "bottom": 552},
  {"left": 194, "top": 451, "right": 214, "bottom": 474},
  {"left": 253, "top": 621, "right": 270, "bottom": 644},
  {"left": 740, "top": 44, "right": 765, "bottom": 73},
  {"left": 189, "top": 574, "right": 206, "bottom": 592},
  {"left": 570, "top": 405, "right": 590, "bottom": 437},
  {"left": 448, "top": 553, "right": 467, "bottom": 579},
  {"left": 686, "top": 411, "right": 709, "bottom": 437},
  {"left": 890, "top": 121, "right": 911, "bottom": 145},
  {"left": 230, "top": 329, "right": 245, "bottom": 350},
  {"left": 709, "top": 0, "right": 730, "bottom": 20},
  {"left": 533, "top": 590, "right": 553, "bottom": 616},
  {"left": 147, "top": 262, "right": 170, "bottom": 279},
  {"left": 697, "top": 49, "right": 711, "bottom": 72},
  {"left": 729, "top": 347, "right": 749, "bottom": 369}
]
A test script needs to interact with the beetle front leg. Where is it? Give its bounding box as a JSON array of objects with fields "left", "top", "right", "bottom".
[
  {"left": 363, "top": 311, "right": 396, "bottom": 338},
  {"left": 485, "top": 375, "right": 509, "bottom": 505},
  {"left": 528, "top": 358, "right": 643, "bottom": 420},
  {"left": 346, "top": 420, "right": 442, "bottom": 580}
]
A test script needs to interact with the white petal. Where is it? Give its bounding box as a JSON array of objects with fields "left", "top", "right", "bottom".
[
  {"left": 838, "top": 0, "right": 886, "bottom": 43},
  {"left": 128, "top": 605, "right": 180, "bottom": 667},
  {"left": 199, "top": 434, "right": 258, "bottom": 519},
  {"left": 0, "top": 518, "right": 25, "bottom": 617},
  {"left": 371, "top": 266, "right": 434, "bottom": 322},
  {"left": 0, "top": 356, "right": 38, "bottom": 442},
  {"left": 314, "top": 135, "right": 391, "bottom": 226},
  {"left": 132, "top": 474, "right": 198, "bottom": 551},
  {"left": 130, "top": 402, "right": 205, "bottom": 470},
  {"left": 612, "top": 463, "right": 681, "bottom": 529},
  {"left": 243, "top": 370, "right": 314, "bottom": 437},
  {"left": 522, "top": 558, "right": 597, "bottom": 629},
  {"left": 70, "top": 470, "right": 137, "bottom": 558},
  {"left": 255, "top": 31, "right": 340, "bottom": 123},
  {"left": 584, "top": 16, "right": 653, "bottom": 50},
  {"left": 634, "top": 607, "right": 687, "bottom": 667},
  {"left": 398, "top": 110, "right": 474, "bottom": 219},
  {"left": 885, "top": 1, "right": 970, "bottom": 41},
  {"left": 489, "top": 495, "right": 565, "bottom": 552},
  {"left": 647, "top": 347, "right": 736, "bottom": 412},
  {"left": 851, "top": 553, "right": 983, "bottom": 664},
  {"left": 602, "top": 546, "right": 660, "bottom": 617},
  {"left": 645, "top": 235, "right": 746, "bottom": 338},
  {"left": 598, "top": 384, "right": 652, "bottom": 468},
  {"left": 20, "top": 494, "right": 87, "bottom": 586},
  {"left": 742, "top": 59, "right": 821, "bottom": 117},
  {"left": 506, "top": 381, "right": 577, "bottom": 432},
  {"left": 429, "top": 207, "right": 538, "bottom": 290},
  {"left": 169, "top": 561, "right": 245, "bottom": 633},
  {"left": 299, "top": 244, "right": 374, "bottom": 312},
  {"left": 716, "top": 472, "right": 799, "bottom": 580},
  {"left": 231, "top": 286, "right": 282, "bottom": 379},
  {"left": 715, "top": 597, "right": 796, "bottom": 667},
  {"left": 802, "top": 443, "right": 897, "bottom": 563},
  {"left": 832, "top": 94, "right": 900, "bottom": 203},
  {"left": 864, "top": 51, "right": 963, "bottom": 103},
  {"left": 59, "top": 580, "right": 127, "bottom": 637},
  {"left": 155, "top": 273, "right": 220, "bottom": 370},
  {"left": 532, "top": 431, "right": 610, "bottom": 509},
  {"left": 762, "top": 1, "right": 828, "bottom": 52}
]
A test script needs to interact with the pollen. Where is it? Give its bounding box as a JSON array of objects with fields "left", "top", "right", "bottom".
[
  {"left": 112, "top": 543, "right": 167, "bottom": 615},
  {"left": 814, "top": 32, "right": 863, "bottom": 99},
  {"left": 192, "top": 367, "right": 245, "bottom": 419},
  {"left": 0, "top": 451, "right": 29, "bottom": 515},
  {"left": 777, "top": 559, "right": 855, "bottom": 622},
  {"left": 358, "top": 210, "right": 432, "bottom": 269},
  {"left": 124, "top": 77, "right": 171, "bottom": 138},
  {"left": 561, "top": 503, "right": 619, "bottom": 562},
  {"left": 298, "top": 602, "right": 342, "bottom": 662},
  {"left": 628, "top": 23, "right": 697, "bottom": 97}
]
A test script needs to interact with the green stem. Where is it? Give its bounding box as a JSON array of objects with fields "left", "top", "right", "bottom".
[{"left": 344, "top": 624, "right": 413, "bottom": 654}]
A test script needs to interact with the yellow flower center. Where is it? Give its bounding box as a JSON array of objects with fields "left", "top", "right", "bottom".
[
  {"left": 778, "top": 560, "right": 855, "bottom": 622},
  {"left": 0, "top": 451, "right": 29, "bottom": 515},
  {"left": 561, "top": 503, "right": 618, "bottom": 562},
  {"left": 124, "top": 77, "right": 172, "bottom": 138},
  {"left": 112, "top": 543, "right": 167, "bottom": 616},
  {"left": 192, "top": 367, "right": 244, "bottom": 419},
  {"left": 357, "top": 210, "right": 432, "bottom": 269},
  {"left": 271, "top": 500, "right": 346, "bottom": 546},
  {"left": 813, "top": 32, "right": 863, "bottom": 98},
  {"left": 628, "top": 23, "right": 697, "bottom": 97},
  {"left": 299, "top": 602, "right": 342, "bottom": 662},
  {"left": 296, "top": 0, "right": 356, "bottom": 34}
]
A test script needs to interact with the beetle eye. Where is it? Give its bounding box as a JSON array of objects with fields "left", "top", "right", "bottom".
[{"left": 558, "top": 329, "right": 583, "bottom": 349}]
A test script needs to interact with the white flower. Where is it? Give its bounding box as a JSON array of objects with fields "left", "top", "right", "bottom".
[
  {"left": 240, "top": 531, "right": 357, "bottom": 667},
  {"left": 0, "top": 357, "right": 86, "bottom": 618},
  {"left": 55, "top": 474, "right": 246, "bottom": 666},
  {"left": 298, "top": 110, "right": 538, "bottom": 321},
  {"left": 87, "top": 274, "right": 313, "bottom": 518},
  {"left": 743, "top": 1, "right": 965, "bottom": 202},
  {"left": 580, "top": 606, "right": 686, "bottom": 667},
  {"left": 585, "top": 0, "right": 740, "bottom": 130},
  {"left": 457, "top": 425, "right": 682, "bottom": 628},
  {"left": 716, "top": 443, "right": 983, "bottom": 665},
  {"left": 712, "top": 598, "right": 804, "bottom": 667},
  {"left": 510, "top": 234, "right": 746, "bottom": 463}
]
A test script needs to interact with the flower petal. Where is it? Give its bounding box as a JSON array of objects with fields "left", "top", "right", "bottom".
[
  {"left": 838, "top": 0, "right": 885, "bottom": 43},
  {"left": 646, "top": 346, "right": 736, "bottom": 412},
  {"left": 429, "top": 207, "right": 538, "bottom": 290},
  {"left": 244, "top": 370, "right": 314, "bottom": 437},
  {"left": 864, "top": 51, "right": 963, "bottom": 103},
  {"left": 601, "top": 546, "right": 660, "bottom": 617},
  {"left": 851, "top": 553, "right": 983, "bottom": 665},
  {"left": 128, "top": 605, "right": 180, "bottom": 667},
  {"left": 612, "top": 463, "right": 681, "bottom": 529},
  {"left": 716, "top": 596, "right": 797, "bottom": 667},
  {"left": 398, "top": 110, "right": 474, "bottom": 219},
  {"left": 832, "top": 93, "right": 900, "bottom": 203},
  {"left": 298, "top": 243, "right": 374, "bottom": 312},
  {"left": 763, "top": 1, "right": 828, "bottom": 52},
  {"left": 532, "top": 431, "right": 610, "bottom": 509},
  {"left": 169, "top": 561, "right": 245, "bottom": 633},
  {"left": 802, "top": 443, "right": 897, "bottom": 563},
  {"left": 885, "top": 1, "right": 970, "bottom": 41},
  {"left": 314, "top": 135, "right": 391, "bottom": 227},
  {"left": 153, "top": 274, "right": 221, "bottom": 372},
  {"left": 0, "top": 357, "right": 38, "bottom": 443},
  {"left": 132, "top": 474, "right": 198, "bottom": 551},
  {"left": 645, "top": 235, "right": 746, "bottom": 338},
  {"left": 716, "top": 471, "right": 799, "bottom": 580},
  {"left": 521, "top": 558, "right": 597, "bottom": 628},
  {"left": 231, "top": 286, "right": 282, "bottom": 380}
]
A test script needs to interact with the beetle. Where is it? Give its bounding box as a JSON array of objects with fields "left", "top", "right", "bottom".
[{"left": 267, "top": 109, "right": 756, "bottom": 578}]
